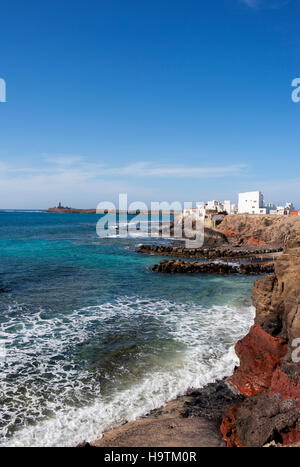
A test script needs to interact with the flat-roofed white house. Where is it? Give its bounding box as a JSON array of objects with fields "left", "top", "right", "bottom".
[
  {"left": 270, "top": 202, "right": 295, "bottom": 215},
  {"left": 223, "top": 200, "right": 238, "bottom": 215},
  {"left": 238, "top": 191, "right": 269, "bottom": 214},
  {"left": 184, "top": 199, "right": 238, "bottom": 217}
]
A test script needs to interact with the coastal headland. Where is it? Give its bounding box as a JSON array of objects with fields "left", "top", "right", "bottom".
[{"left": 88, "top": 214, "right": 300, "bottom": 448}]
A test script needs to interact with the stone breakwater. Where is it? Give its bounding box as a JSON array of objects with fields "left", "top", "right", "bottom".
[
  {"left": 152, "top": 259, "right": 275, "bottom": 275},
  {"left": 137, "top": 244, "right": 282, "bottom": 260},
  {"left": 221, "top": 234, "right": 300, "bottom": 447}
]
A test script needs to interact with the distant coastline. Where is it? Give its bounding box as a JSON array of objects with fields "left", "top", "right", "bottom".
[{"left": 47, "top": 205, "right": 175, "bottom": 215}]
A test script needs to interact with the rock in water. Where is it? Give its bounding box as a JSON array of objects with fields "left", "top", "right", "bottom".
[{"left": 152, "top": 259, "right": 274, "bottom": 275}]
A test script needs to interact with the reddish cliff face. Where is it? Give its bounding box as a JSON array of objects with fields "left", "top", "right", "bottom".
[
  {"left": 230, "top": 323, "right": 287, "bottom": 396},
  {"left": 221, "top": 236, "right": 300, "bottom": 447},
  {"left": 218, "top": 214, "right": 300, "bottom": 248}
]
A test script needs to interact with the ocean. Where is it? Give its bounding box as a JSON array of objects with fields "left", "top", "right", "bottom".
[{"left": 0, "top": 211, "right": 255, "bottom": 447}]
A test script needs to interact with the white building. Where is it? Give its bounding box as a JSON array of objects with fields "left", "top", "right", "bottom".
[
  {"left": 184, "top": 199, "right": 237, "bottom": 217},
  {"left": 206, "top": 200, "right": 224, "bottom": 211},
  {"left": 238, "top": 191, "right": 295, "bottom": 215},
  {"left": 223, "top": 200, "right": 238, "bottom": 215},
  {"left": 184, "top": 193, "right": 294, "bottom": 217},
  {"left": 238, "top": 191, "right": 269, "bottom": 215},
  {"left": 270, "top": 202, "right": 295, "bottom": 216}
]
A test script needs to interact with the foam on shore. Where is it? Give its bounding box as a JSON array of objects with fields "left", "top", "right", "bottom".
[{"left": 0, "top": 297, "right": 254, "bottom": 447}]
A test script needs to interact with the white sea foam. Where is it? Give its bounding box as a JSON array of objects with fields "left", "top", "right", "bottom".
[
  {"left": 0, "top": 297, "right": 255, "bottom": 447},
  {"left": 103, "top": 218, "right": 172, "bottom": 239}
]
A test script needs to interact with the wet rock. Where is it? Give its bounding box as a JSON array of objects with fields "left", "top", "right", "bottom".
[
  {"left": 137, "top": 243, "right": 281, "bottom": 261},
  {"left": 152, "top": 259, "right": 274, "bottom": 275},
  {"left": 221, "top": 394, "right": 300, "bottom": 447},
  {"left": 183, "top": 380, "right": 245, "bottom": 424}
]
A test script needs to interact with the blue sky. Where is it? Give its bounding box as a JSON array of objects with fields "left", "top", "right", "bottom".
[{"left": 0, "top": 0, "right": 300, "bottom": 209}]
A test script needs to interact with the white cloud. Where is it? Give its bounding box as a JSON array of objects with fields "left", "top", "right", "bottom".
[
  {"left": 92, "top": 161, "right": 246, "bottom": 178},
  {"left": 0, "top": 158, "right": 246, "bottom": 180},
  {"left": 1, "top": 157, "right": 298, "bottom": 209},
  {"left": 43, "top": 155, "right": 84, "bottom": 166},
  {"left": 0, "top": 157, "right": 246, "bottom": 208}
]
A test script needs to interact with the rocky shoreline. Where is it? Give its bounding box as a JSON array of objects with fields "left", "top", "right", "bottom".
[
  {"left": 152, "top": 259, "right": 275, "bottom": 275},
  {"left": 220, "top": 234, "right": 300, "bottom": 447},
  {"left": 87, "top": 215, "right": 300, "bottom": 448},
  {"left": 88, "top": 380, "right": 244, "bottom": 447},
  {"left": 137, "top": 243, "right": 282, "bottom": 260}
]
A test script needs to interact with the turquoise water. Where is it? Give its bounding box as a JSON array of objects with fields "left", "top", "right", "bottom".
[{"left": 0, "top": 211, "right": 256, "bottom": 446}]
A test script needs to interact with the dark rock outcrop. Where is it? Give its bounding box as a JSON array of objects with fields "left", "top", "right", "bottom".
[
  {"left": 182, "top": 380, "right": 245, "bottom": 424},
  {"left": 47, "top": 207, "right": 97, "bottom": 214},
  {"left": 221, "top": 394, "right": 300, "bottom": 447},
  {"left": 152, "top": 259, "right": 275, "bottom": 275},
  {"left": 137, "top": 243, "right": 281, "bottom": 260}
]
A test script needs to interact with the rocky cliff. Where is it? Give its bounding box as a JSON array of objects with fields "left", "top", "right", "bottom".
[
  {"left": 217, "top": 214, "right": 300, "bottom": 248},
  {"left": 221, "top": 233, "right": 300, "bottom": 447}
]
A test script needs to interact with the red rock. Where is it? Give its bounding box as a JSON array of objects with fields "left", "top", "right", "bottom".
[
  {"left": 231, "top": 323, "right": 287, "bottom": 396},
  {"left": 221, "top": 233, "right": 300, "bottom": 447},
  {"left": 217, "top": 214, "right": 300, "bottom": 248},
  {"left": 269, "top": 368, "right": 300, "bottom": 406},
  {"left": 244, "top": 237, "right": 265, "bottom": 246},
  {"left": 281, "top": 428, "right": 300, "bottom": 446},
  {"left": 220, "top": 404, "right": 244, "bottom": 447},
  {"left": 219, "top": 229, "right": 239, "bottom": 238}
]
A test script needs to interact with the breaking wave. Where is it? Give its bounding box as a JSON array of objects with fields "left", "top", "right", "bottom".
[{"left": 0, "top": 297, "right": 254, "bottom": 447}]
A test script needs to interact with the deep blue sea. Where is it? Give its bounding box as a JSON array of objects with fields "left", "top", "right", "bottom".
[{"left": 0, "top": 211, "right": 256, "bottom": 446}]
